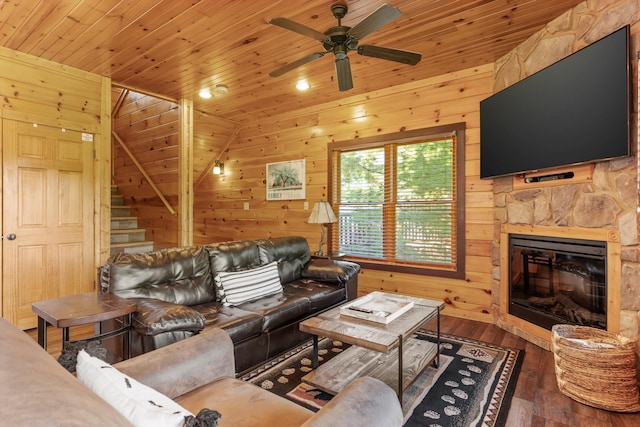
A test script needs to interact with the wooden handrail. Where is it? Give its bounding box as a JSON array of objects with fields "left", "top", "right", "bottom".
[
  {"left": 194, "top": 126, "right": 240, "bottom": 189},
  {"left": 111, "top": 131, "right": 177, "bottom": 216}
]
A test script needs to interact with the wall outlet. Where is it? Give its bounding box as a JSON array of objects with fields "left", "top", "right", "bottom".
[
  {"left": 304, "top": 201, "right": 309, "bottom": 210},
  {"left": 243, "top": 202, "right": 249, "bottom": 210}
]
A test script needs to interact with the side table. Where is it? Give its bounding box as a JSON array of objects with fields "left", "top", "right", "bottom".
[{"left": 32, "top": 292, "right": 137, "bottom": 360}]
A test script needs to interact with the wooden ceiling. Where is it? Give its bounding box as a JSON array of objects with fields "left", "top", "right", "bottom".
[{"left": 0, "top": 0, "right": 583, "bottom": 123}]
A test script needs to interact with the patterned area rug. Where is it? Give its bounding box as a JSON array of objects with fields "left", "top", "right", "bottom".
[{"left": 242, "top": 331, "right": 523, "bottom": 427}]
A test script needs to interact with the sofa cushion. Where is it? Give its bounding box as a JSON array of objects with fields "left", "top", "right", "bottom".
[
  {"left": 175, "top": 377, "right": 312, "bottom": 427},
  {"left": 283, "top": 279, "right": 346, "bottom": 311},
  {"left": 206, "top": 240, "right": 262, "bottom": 275},
  {"left": 104, "top": 246, "right": 216, "bottom": 306},
  {"left": 237, "top": 293, "right": 310, "bottom": 332},
  {"left": 301, "top": 259, "right": 361, "bottom": 285},
  {"left": 76, "top": 350, "right": 195, "bottom": 427},
  {"left": 256, "top": 236, "right": 311, "bottom": 283},
  {"left": 214, "top": 261, "right": 283, "bottom": 306},
  {"left": 192, "top": 302, "right": 265, "bottom": 343}
]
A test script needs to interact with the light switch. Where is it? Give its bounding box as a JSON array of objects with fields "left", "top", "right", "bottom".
[
  {"left": 304, "top": 202, "right": 309, "bottom": 210},
  {"left": 243, "top": 202, "right": 249, "bottom": 210}
]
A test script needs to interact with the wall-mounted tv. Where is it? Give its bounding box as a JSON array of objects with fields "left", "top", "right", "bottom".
[{"left": 480, "top": 26, "right": 630, "bottom": 180}]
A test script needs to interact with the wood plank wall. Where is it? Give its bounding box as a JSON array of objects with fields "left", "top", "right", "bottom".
[
  {"left": 112, "top": 89, "right": 242, "bottom": 249},
  {"left": 193, "top": 64, "right": 496, "bottom": 322},
  {"left": 112, "top": 89, "right": 181, "bottom": 248}
]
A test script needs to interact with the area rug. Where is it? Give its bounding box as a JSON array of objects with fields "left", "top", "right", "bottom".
[{"left": 242, "top": 331, "right": 524, "bottom": 427}]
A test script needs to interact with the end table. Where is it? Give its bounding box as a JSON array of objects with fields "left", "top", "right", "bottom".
[{"left": 32, "top": 292, "right": 137, "bottom": 360}]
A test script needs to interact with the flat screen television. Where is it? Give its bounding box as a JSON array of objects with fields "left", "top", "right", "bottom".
[{"left": 480, "top": 25, "right": 630, "bottom": 179}]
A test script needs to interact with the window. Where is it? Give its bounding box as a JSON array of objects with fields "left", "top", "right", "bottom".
[{"left": 329, "top": 124, "right": 465, "bottom": 278}]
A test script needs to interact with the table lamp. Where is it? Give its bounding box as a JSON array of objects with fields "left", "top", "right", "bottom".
[{"left": 307, "top": 201, "right": 338, "bottom": 256}]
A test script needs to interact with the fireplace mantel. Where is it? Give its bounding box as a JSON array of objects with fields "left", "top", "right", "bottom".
[{"left": 498, "top": 224, "right": 621, "bottom": 349}]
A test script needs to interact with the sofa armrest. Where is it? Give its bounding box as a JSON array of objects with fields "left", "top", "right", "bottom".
[
  {"left": 301, "top": 259, "right": 360, "bottom": 300},
  {"left": 131, "top": 298, "right": 206, "bottom": 336},
  {"left": 114, "top": 327, "right": 235, "bottom": 399},
  {"left": 301, "top": 377, "right": 403, "bottom": 427}
]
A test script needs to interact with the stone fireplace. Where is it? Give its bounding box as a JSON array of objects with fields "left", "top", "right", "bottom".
[{"left": 489, "top": 0, "right": 640, "bottom": 350}]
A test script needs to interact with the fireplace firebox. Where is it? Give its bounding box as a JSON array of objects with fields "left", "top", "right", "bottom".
[{"left": 509, "top": 234, "right": 607, "bottom": 331}]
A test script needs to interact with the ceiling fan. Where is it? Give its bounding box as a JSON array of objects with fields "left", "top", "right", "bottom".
[{"left": 268, "top": 3, "right": 422, "bottom": 91}]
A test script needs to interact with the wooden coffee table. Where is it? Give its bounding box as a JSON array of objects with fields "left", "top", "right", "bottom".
[
  {"left": 299, "top": 291, "right": 444, "bottom": 409},
  {"left": 32, "top": 292, "right": 137, "bottom": 360}
]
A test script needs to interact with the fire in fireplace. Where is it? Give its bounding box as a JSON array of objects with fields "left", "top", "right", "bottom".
[{"left": 509, "top": 234, "right": 607, "bottom": 331}]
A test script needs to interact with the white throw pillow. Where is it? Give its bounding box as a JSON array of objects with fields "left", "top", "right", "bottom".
[
  {"left": 214, "top": 261, "right": 283, "bottom": 306},
  {"left": 76, "top": 350, "right": 193, "bottom": 427}
]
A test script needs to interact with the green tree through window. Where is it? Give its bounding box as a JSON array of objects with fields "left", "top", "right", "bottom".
[{"left": 330, "top": 124, "right": 464, "bottom": 278}]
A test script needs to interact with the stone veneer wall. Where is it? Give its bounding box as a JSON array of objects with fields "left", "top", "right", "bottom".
[{"left": 490, "top": 0, "right": 640, "bottom": 342}]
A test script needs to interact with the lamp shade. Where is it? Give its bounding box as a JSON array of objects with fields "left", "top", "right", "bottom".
[{"left": 308, "top": 201, "right": 337, "bottom": 224}]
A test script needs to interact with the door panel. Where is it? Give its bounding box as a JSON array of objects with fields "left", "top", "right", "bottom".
[{"left": 2, "top": 120, "right": 95, "bottom": 329}]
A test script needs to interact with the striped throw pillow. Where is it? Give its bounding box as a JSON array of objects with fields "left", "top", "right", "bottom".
[{"left": 214, "top": 261, "right": 283, "bottom": 306}]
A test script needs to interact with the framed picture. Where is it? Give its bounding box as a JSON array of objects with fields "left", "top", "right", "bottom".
[{"left": 266, "top": 159, "right": 306, "bottom": 200}]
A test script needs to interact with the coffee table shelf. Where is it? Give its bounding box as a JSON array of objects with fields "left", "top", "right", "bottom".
[
  {"left": 302, "top": 337, "right": 437, "bottom": 395},
  {"left": 299, "top": 291, "right": 444, "bottom": 412}
]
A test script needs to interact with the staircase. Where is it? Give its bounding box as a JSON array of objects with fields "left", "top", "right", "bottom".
[{"left": 110, "top": 185, "right": 154, "bottom": 255}]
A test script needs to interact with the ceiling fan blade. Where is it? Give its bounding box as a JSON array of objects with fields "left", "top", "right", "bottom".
[
  {"left": 269, "top": 17, "right": 327, "bottom": 42},
  {"left": 347, "top": 4, "right": 402, "bottom": 41},
  {"left": 335, "top": 57, "right": 353, "bottom": 91},
  {"left": 357, "top": 45, "right": 422, "bottom": 65},
  {"left": 269, "top": 52, "right": 325, "bottom": 77}
]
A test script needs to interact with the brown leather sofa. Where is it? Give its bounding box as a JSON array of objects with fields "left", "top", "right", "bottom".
[
  {"left": 99, "top": 236, "right": 360, "bottom": 373},
  {"left": 0, "top": 317, "right": 404, "bottom": 427}
]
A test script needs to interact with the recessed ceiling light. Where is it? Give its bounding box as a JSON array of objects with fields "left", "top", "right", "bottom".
[
  {"left": 199, "top": 88, "right": 212, "bottom": 99},
  {"left": 296, "top": 80, "right": 310, "bottom": 91}
]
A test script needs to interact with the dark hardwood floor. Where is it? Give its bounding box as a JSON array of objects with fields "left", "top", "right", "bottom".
[
  {"left": 27, "top": 315, "right": 640, "bottom": 426},
  {"left": 424, "top": 316, "right": 640, "bottom": 427}
]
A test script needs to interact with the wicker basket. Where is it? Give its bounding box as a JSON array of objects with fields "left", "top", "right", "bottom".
[{"left": 551, "top": 324, "right": 640, "bottom": 412}]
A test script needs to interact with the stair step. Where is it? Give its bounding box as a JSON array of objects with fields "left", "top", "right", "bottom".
[
  {"left": 111, "top": 194, "right": 125, "bottom": 206},
  {"left": 111, "top": 216, "right": 138, "bottom": 229},
  {"left": 111, "top": 206, "right": 131, "bottom": 217},
  {"left": 110, "top": 229, "right": 146, "bottom": 243},
  {"left": 109, "top": 184, "right": 152, "bottom": 255},
  {"left": 110, "top": 241, "right": 154, "bottom": 256}
]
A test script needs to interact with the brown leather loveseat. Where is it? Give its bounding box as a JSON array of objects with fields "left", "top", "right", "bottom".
[
  {"left": 99, "top": 236, "right": 360, "bottom": 373},
  {"left": 0, "top": 317, "right": 404, "bottom": 426}
]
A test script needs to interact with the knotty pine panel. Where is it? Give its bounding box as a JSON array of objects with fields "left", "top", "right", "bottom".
[
  {"left": 114, "top": 136, "right": 181, "bottom": 161},
  {"left": 466, "top": 223, "right": 494, "bottom": 241},
  {"left": 193, "top": 64, "right": 495, "bottom": 322},
  {"left": 133, "top": 204, "right": 178, "bottom": 249},
  {"left": 466, "top": 178, "right": 493, "bottom": 193},
  {"left": 466, "top": 192, "right": 494, "bottom": 209},
  {"left": 466, "top": 239, "right": 493, "bottom": 257},
  {"left": 240, "top": 71, "right": 490, "bottom": 142},
  {"left": 114, "top": 145, "right": 180, "bottom": 165},
  {"left": 0, "top": 54, "right": 102, "bottom": 99},
  {"left": 466, "top": 208, "right": 494, "bottom": 224},
  {"left": 0, "top": 46, "right": 103, "bottom": 132},
  {"left": 112, "top": 90, "right": 181, "bottom": 249},
  {"left": 115, "top": 92, "right": 177, "bottom": 118}
]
